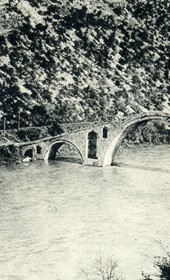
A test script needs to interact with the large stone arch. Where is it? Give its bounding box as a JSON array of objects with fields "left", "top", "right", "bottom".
[
  {"left": 102, "top": 113, "right": 170, "bottom": 166},
  {"left": 44, "top": 139, "right": 84, "bottom": 164}
]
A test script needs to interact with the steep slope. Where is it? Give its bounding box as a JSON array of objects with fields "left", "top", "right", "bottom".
[{"left": 0, "top": 0, "right": 169, "bottom": 128}]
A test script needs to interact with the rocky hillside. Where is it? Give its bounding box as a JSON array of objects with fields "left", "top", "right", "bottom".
[{"left": 0, "top": 0, "right": 169, "bottom": 129}]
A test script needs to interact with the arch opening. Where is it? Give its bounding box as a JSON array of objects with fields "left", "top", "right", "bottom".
[
  {"left": 102, "top": 126, "right": 108, "bottom": 139},
  {"left": 24, "top": 148, "right": 33, "bottom": 159},
  {"left": 87, "top": 131, "right": 98, "bottom": 159},
  {"left": 36, "top": 145, "right": 42, "bottom": 154},
  {"left": 45, "top": 141, "right": 83, "bottom": 164},
  {"left": 103, "top": 116, "right": 170, "bottom": 166},
  {"left": 119, "top": 119, "right": 170, "bottom": 153}
]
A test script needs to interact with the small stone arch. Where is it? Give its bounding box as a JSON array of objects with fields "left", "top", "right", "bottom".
[
  {"left": 44, "top": 140, "right": 84, "bottom": 164},
  {"left": 24, "top": 148, "right": 33, "bottom": 158},
  {"left": 87, "top": 130, "right": 98, "bottom": 159}
]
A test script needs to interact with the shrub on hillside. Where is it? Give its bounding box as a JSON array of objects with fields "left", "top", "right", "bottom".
[{"left": 142, "top": 252, "right": 170, "bottom": 280}]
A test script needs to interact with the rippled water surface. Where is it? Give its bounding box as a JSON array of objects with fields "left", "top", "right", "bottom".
[{"left": 0, "top": 145, "right": 170, "bottom": 280}]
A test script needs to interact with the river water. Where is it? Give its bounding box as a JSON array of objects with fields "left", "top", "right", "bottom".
[{"left": 0, "top": 145, "right": 170, "bottom": 280}]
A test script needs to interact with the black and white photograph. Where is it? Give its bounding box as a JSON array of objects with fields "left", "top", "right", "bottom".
[{"left": 0, "top": 0, "right": 170, "bottom": 279}]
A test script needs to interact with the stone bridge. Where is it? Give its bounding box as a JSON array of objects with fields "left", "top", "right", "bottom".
[{"left": 16, "top": 112, "right": 170, "bottom": 167}]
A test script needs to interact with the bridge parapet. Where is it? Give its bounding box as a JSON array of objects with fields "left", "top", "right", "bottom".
[{"left": 119, "top": 112, "right": 170, "bottom": 128}]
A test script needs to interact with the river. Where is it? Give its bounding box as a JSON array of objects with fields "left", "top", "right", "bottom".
[{"left": 0, "top": 144, "right": 170, "bottom": 280}]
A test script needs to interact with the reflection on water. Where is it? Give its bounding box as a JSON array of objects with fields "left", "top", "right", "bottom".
[{"left": 0, "top": 145, "right": 170, "bottom": 280}]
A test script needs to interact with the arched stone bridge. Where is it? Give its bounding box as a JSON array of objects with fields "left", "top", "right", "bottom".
[{"left": 16, "top": 112, "right": 170, "bottom": 167}]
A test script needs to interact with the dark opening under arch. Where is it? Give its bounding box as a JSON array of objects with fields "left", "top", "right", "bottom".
[
  {"left": 47, "top": 141, "right": 83, "bottom": 164},
  {"left": 88, "top": 131, "right": 98, "bottom": 159},
  {"left": 24, "top": 148, "right": 33, "bottom": 158}
]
